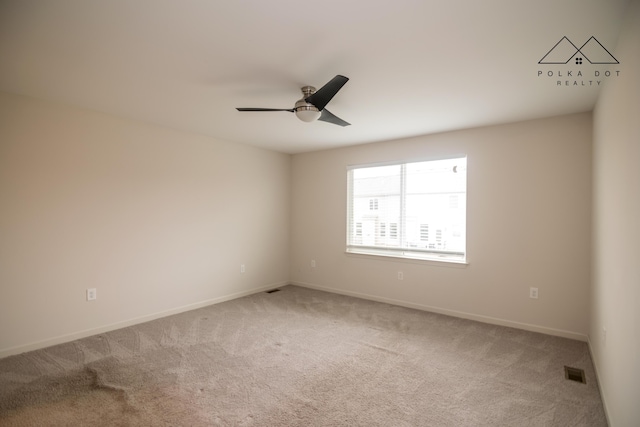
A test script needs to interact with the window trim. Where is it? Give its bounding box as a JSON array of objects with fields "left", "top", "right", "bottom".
[{"left": 346, "top": 156, "right": 467, "bottom": 264}]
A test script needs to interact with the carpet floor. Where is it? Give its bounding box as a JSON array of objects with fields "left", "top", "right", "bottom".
[{"left": 0, "top": 285, "right": 606, "bottom": 426}]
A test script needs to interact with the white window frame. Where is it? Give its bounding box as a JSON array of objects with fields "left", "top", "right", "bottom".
[{"left": 346, "top": 156, "right": 467, "bottom": 264}]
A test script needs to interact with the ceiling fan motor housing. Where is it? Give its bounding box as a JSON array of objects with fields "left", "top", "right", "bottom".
[{"left": 294, "top": 86, "right": 320, "bottom": 122}]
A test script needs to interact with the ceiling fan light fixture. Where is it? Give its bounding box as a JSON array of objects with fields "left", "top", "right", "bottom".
[{"left": 294, "top": 103, "right": 321, "bottom": 122}]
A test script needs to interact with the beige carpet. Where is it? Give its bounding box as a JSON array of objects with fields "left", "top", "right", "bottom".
[{"left": 0, "top": 285, "right": 606, "bottom": 426}]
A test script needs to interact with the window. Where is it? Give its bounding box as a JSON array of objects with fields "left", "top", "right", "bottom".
[{"left": 347, "top": 157, "right": 467, "bottom": 262}]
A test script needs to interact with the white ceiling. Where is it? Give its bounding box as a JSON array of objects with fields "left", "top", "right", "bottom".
[{"left": 0, "top": 0, "right": 629, "bottom": 153}]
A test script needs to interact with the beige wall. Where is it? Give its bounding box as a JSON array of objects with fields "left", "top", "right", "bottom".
[
  {"left": 0, "top": 91, "right": 291, "bottom": 356},
  {"left": 291, "top": 113, "right": 592, "bottom": 339},
  {"left": 591, "top": 1, "right": 640, "bottom": 425}
]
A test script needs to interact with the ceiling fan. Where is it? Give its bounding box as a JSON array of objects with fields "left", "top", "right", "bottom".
[{"left": 236, "top": 75, "right": 350, "bottom": 126}]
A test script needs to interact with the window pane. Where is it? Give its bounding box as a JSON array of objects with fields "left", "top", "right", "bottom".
[
  {"left": 349, "top": 165, "right": 401, "bottom": 248},
  {"left": 405, "top": 158, "right": 466, "bottom": 253}
]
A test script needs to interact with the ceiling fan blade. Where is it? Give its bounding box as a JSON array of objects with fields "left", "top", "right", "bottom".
[
  {"left": 236, "top": 108, "right": 294, "bottom": 112},
  {"left": 305, "top": 75, "right": 349, "bottom": 111},
  {"left": 318, "top": 109, "right": 350, "bottom": 127}
]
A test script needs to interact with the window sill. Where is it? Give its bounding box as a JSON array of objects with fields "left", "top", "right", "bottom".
[{"left": 345, "top": 248, "right": 468, "bottom": 267}]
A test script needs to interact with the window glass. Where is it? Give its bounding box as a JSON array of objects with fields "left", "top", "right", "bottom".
[{"left": 347, "top": 157, "right": 467, "bottom": 262}]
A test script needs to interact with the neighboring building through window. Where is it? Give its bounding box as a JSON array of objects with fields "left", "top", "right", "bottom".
[
  {"left": 420, "top": 224, "right": 429, "bottom": 242},
  {"left": 347, "top": 157, "right": 467, "bottom": 262},
  {"left": 389, "top": 223, "right": 398, "bottom": 239}
]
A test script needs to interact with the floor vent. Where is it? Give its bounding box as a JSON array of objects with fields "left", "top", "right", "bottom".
[
  {"left": 266, "top": 289, "right": 281, "bottom": 294},
  {"left": 564, "top": 366, "right": 586, "bottom": 384}
]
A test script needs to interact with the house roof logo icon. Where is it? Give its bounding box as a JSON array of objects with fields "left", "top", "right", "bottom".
[{"left": 539, "top": 36, "right": 619, "bottom": 64}]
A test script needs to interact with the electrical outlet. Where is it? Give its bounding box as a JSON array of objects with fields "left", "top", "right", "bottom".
[
  {"left": 602, "top": 327, "right": 607, "bottom": 346},
  {"left": 311, "top": 260, "right": 316, "bottom": 268},
  {"left": 240, "top": 264, "right": 245, "bottom": 273},
  {"left": 86, "top": 288, "right": 97, "bottom": 301},
  {"left": 398, "top": 271, "right": 403, "bottom": 280},
  {"left": 529, "top": 287, "right": 538, "bottom": 299}
]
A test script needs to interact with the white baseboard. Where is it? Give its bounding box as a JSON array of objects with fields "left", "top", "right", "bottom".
[
  {"left": 0, "top": 282, "right": 287, "bottom": 359},
  {"left": 2, "top": 280, "right": 588, "bottom": 359},
  {"left": 290, "top": 281, "right": 588, "bottom": 342}
]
